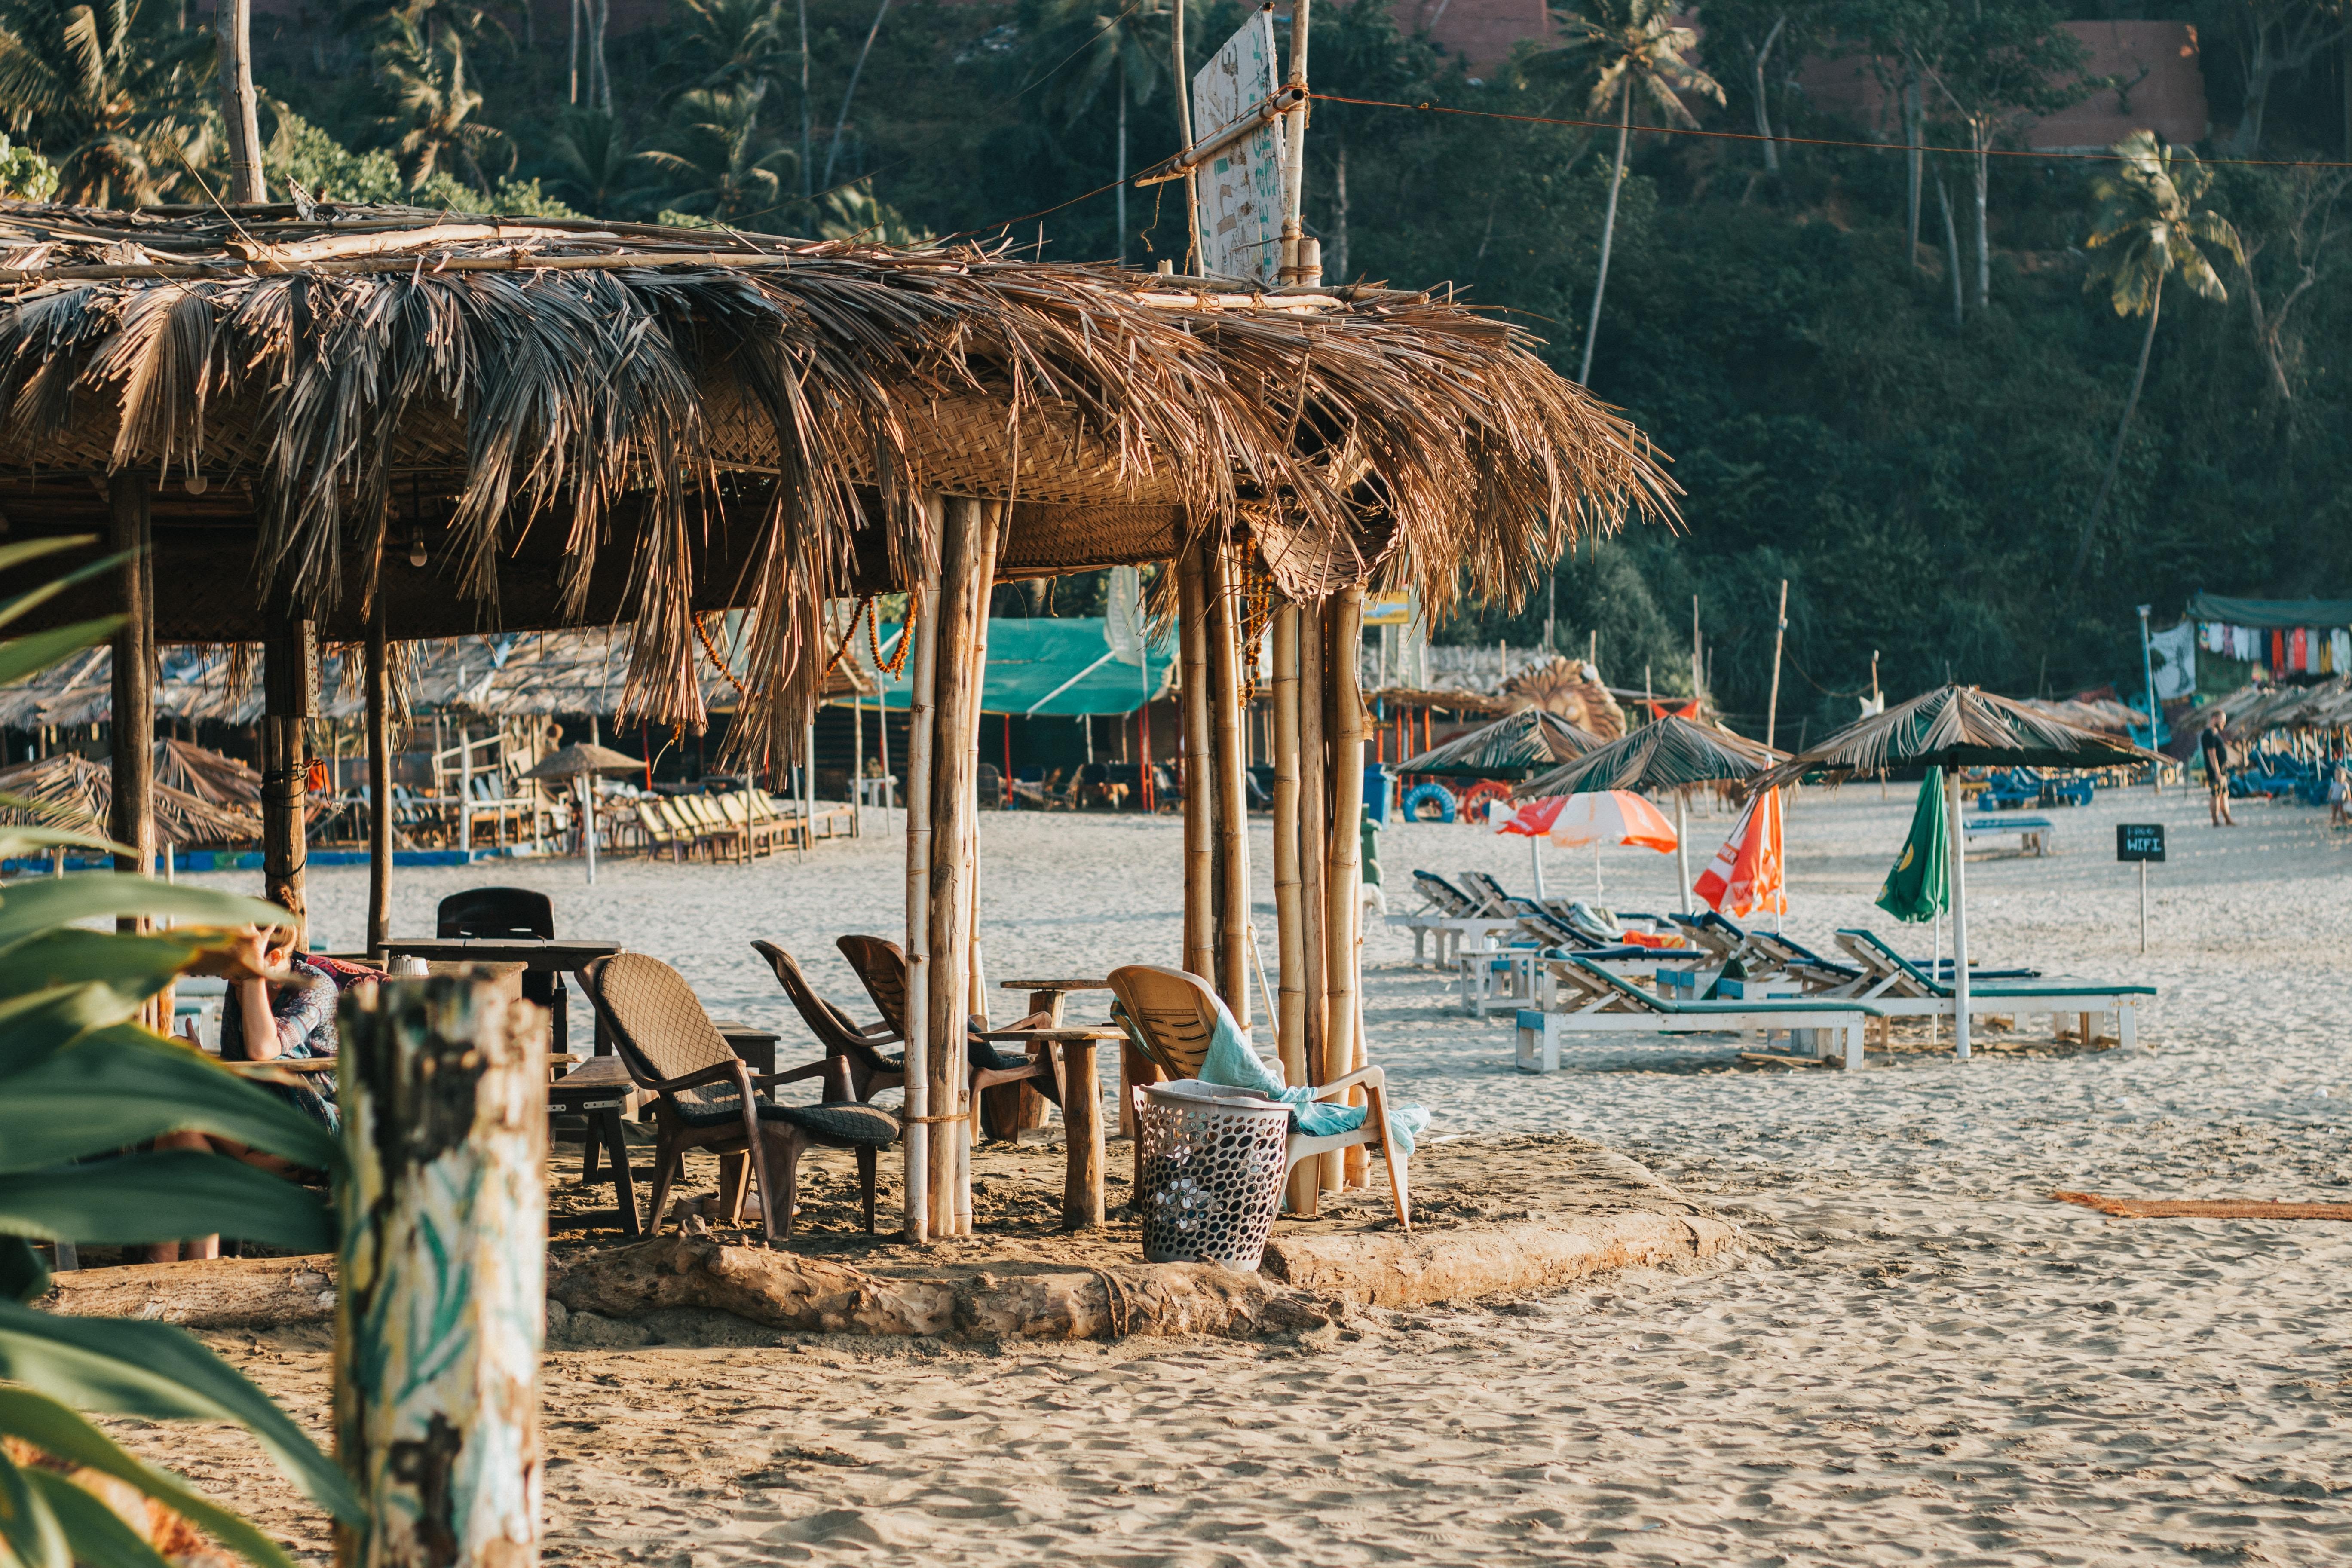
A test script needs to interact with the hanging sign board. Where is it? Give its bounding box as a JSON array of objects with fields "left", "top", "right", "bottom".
[
  {"left": 1191, "top": 12, "right": 1289, "bottom": 286},
  {"left": 2115, "top": 823, "right": 2165, "bottom": 862},
  {"left": 1361, "top": 591, "right": 1415, "bottom": 626}
]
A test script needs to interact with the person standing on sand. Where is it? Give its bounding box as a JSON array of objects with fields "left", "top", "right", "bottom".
[{"left": 2200, "top": 717, "right": 2236, "bottom": 827}]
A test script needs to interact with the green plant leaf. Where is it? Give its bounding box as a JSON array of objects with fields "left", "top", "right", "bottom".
[
  {"left": 0, "top": 1388, "right": 300, "bottom": 1568},
  {"left": 0, "top": 1234, "right": 51, "bottom": 1303},
  {"left": 0, "top": 1029, "right": 342, "bottom": 1175},
  {"left": 0, "top": 823, "right": 135, "bottom": 862},
  {"left": 0, "top": 877, "right": 290, "bottom": 950},
  {"left": 0, "top": 1446, "right": 70, "bottom": 1568},
  {"left": 21, "top": 1466, "right": 174, "bottom": 1568},
  {"left": 0, "top": 543, "right": 131, "bottom": 636},
  {"left": 0, "top": 928, "right": 204, "bottom": 1016},
  {"left": 0, "top": 1298, "right": 361, "bottom": 1522},
  {"left": 0, "top": 619, "right": 127, "bottom": 689},
  {"left": 0, "top": 1151, "right": 334, "bottom": 1251},
  {"left": 0, "top": 983, "right": 150, "bottom": 1071}
]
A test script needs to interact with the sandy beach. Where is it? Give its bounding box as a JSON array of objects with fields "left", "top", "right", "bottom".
[{"left": 158, "top": 783, "right": 2352, "bottom": 1565}]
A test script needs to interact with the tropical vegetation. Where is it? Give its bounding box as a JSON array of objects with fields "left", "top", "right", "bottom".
[{"left": 0, "top": 538, "right": 360, "bottom": 1565}]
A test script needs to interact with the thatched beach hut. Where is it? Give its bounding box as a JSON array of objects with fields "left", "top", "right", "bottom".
[{"left": 0, "top": 199, "right": 1675, "bottom": 1239}]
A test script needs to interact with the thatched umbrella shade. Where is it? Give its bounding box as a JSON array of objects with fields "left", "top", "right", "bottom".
[
  {"left": 1749, "top": 685, "right": 2163, "bottom": 1061},
  {"left": 1391, "top": 707, "right": 1606, "bottom": 895},
  {"left": 1515, "top": 715, "right": 1785, "bottom": 912},
  {"left": 522, "top": 743, "right": 649, "bottom": 885}
]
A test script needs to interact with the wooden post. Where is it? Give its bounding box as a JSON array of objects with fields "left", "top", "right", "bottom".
[
  {"left": 333, "top": 974, "right": 545, "bottom": 1568},
  {"left": 263, "top": 613, "right": 315, "bottom": 937},
  {"left": 1764, "top": 578, "right": 1789, "bottom": 751},
  {"left": 1177, "top": 545, "right": 1214, "bottom": 980},
  {"left": 1297, "top": 597, "right": 1329, "bottom": 1093},
  {"left": 1205, "top": 539, "right": 1251, "bottom": 1019},
  {"left": 1060, "top": 1037, "right": 1104, "bottom": 1230},
  {"left": 901, "top": 517, "right": 942, "bottom": 1242},
  {"left": 1270, "top": 603, "right": 1307, "bottom": 1084},
  {"left": 216, "top": 0, "right": 267, "bottom": 203},
  {"left": 1323, "top": 587, "right": 1366, "bottom": 1190},
  {"left": 927, "top": 496, "right": 995, "bottom": 1236},
  {"left": 365, "top": 608, "right": 392, "bottom": 958},
  {"left": 107, "top": 474, "right": 154, "bottom": 910}
]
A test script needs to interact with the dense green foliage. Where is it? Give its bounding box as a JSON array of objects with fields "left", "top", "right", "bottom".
[{"left": 0, "top": 0, "right": 2344, "bottom": 732}]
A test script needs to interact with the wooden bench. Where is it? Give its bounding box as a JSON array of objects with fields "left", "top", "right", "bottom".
[{"left": 1962, "top": 814, "right": 2054, "bottom": 858}]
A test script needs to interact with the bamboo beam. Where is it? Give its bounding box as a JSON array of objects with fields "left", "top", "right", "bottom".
[
  {"left": 365, "top": 606, "right": 392, "bottom": 958},
  {"left": 926, "top": 496, "right": 995, "bottom": 1236},
  {"left": 1297, "top": 597, "right": 1329, "bottom": 1096},
  {"left": 1323, "top": 586, "right": 1367, "bottom": 1190},
  {"left": 1272, "top": 602, "right": 1318, "bottom": 1216},
  {"left": 107, "top": 473, "right": 153, "bottom": 920},
  {"left": 262, "top": 612, "right": 315, "bottom": 937},
  {"left": 901, "top": 510, "right": 943, "bottom": 1242},
  {"left": 1206, "top": 540, "right": 1253, "bottom": 1019},
  {"left": 332, "top": 974, "right": 545, "bottom": 1567},
  {"left": 1177, "top": 545, "right": 1214, "bottom": 981}
]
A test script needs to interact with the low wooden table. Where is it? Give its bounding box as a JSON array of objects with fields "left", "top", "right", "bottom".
[
  {"left": 989, "top": 977, "right": 1121, "bottom": 1232},
  {"left": 548, "top": 1055, "right": 641, "bottom": 1238},
  {"left": 380, "top": 937, "right": 624, "bottom": 1057}
]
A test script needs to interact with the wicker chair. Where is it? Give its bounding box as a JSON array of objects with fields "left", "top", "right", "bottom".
[
  {"left": 834, "top": 934, "right": 1061, "bottom": 1139},
  {"left": 750, "top": 940, "right": 907, "bottom": 1102},
  {"left": 1108, "top": 963, "right": 1409, "bottom": 1230},
  {"left": 577, "top": 953, "right": 898, "bottom": 1240}
]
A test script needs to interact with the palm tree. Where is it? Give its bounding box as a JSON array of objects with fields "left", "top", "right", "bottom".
[
  {"left": 2067, "top": 131, "right": 2243, "bottom": 585},
  {"left": 819, "top": 176, "right": 933, "bottom": 245},
  {"left": 1544, "top": 0, "right": 1721, "bottom": 383},
  {"left": 634, "top": 83, "right": 799, "bottom": 224},
  {"left": 0, "top": 0, "right": 212, "bottom": 205},
  {"left": 542, "top": 105, "right": 632, "bottom": 215},
  {"left": 1031, "top": 0, "right": 1169, "bottom": 266},
  {"left": 672, "top": 0, "right": 786, "bottom": 93},
  {"left": 374, "top": 21, "right": 509, "bottom": 193}
]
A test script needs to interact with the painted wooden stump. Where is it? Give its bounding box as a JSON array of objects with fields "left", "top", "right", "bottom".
[{"left": 334, "top": 975, "right": 547, "bottom": 1568}]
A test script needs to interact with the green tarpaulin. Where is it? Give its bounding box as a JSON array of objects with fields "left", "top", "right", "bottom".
[
  {"left": 2184, "top": 593, "right": 2352, "bottom": 629},
  {"left": 850, "top": 617, "right": 1175, "bottom": 716},
  {"left": 1876, "top": 768, "right": 1950, "bottom": 923}
]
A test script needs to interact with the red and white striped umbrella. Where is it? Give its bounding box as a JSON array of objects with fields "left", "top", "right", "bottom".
[{"left": 1496, "top": 790, "right": 1678, "bottom": 851}]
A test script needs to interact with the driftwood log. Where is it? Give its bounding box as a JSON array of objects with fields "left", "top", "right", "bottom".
[{"left": 38, "top": 1253, "right": 338, "bottom": 1327}]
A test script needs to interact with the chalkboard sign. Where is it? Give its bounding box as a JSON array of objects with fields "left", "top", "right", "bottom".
[{"left": 2116, "top": 823, "right": 2166, "bottom": 862}]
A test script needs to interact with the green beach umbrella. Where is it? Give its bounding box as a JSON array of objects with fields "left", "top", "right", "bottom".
[{"left": 1876, "top": 767, "right": 1949, "bottom": 923}]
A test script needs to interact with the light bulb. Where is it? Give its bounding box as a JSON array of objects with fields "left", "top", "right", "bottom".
[{"left": 408, "top": 527, "right": 428, "bottom": 568}]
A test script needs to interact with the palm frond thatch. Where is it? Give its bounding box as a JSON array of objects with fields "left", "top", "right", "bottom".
[
  {"left": 0, "top": 749, "right": 260, "bottom": 845},
  {"left": 0, "top": 203, "right": 1678, "bottom": 767},
  {"left": 1747, "top": 684, "right": 2165, "bottom": 794},
  {"left": 1393, "top": 706, "right": 1605, "bottom": 779},
  {"left": 1515, "top": 714, "right": 1782, "bottom": 798}
]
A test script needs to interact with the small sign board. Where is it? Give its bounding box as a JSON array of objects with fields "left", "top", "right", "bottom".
[
  {"left": 2115, "top": 823, "right": 2165, "bottom": 863},
  {"left": 1191, "top": 12, "right": 1289, "bottom": 286},
  {"left": 1361, "top": 590, "right": 1415, "bottom": 626}
]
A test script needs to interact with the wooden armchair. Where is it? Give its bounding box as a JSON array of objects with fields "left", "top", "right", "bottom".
[
  {"left": 577, "top": 953, "right": 898, "bottom": 1240},
  {"left": 1108, "top": 963, "right": 1409, "bottom": 1229},
  {"left": 750, "top": 940, "right": 907, "bottom": 1101},
  {"left": 834, "top": 934, "right": 1061, "bottom": 1140}
]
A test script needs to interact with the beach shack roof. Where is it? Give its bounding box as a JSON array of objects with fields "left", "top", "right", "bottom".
[{"left": 0, "top": 202, "right": 1676, "bottom": 750}]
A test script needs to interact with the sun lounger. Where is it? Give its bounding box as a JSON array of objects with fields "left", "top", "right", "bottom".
[
  {"left": 1515, "top": 954, "right": 1881, "bottom": 1072},
  {"left": 1961, "top": 814, "right": 2055, "bottom": 857},
  {"left": 1831, "top": 928, "right": 2153, "bottom": 1050},
  {"left": 1394, "top": 870, "right": 1522, "bottom": 966}
]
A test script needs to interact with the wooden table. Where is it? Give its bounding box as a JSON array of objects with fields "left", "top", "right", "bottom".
[
  {"left": 989, "top": 982, "right": 1121, "bottom": 1232},
  {"left": 997, "top": 978, "right": 1114, "bottom": 1139},
  {"left": 548, "top": 1055, "right": 642, "bottom": 1238},
  {"left": 381, "top": 937, "right": 623, "bottom": 1057}
]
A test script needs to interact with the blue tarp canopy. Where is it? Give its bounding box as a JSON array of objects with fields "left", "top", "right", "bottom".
[{"left": 848, "top": 617, "right": 1174, "bottom": 716}]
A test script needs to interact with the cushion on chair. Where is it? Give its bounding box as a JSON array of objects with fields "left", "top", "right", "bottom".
[{"left": 677, "top": 1098, "right": 900, "bottom": 1145}]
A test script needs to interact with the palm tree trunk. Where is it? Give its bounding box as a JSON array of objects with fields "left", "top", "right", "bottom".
[
  {"left": 1972, "top": 121, "right": 1991, "bottom": 311},
  {"left": 568, "top": 0, "right": 579, "bottom": 105},
  {"left": 798, "top": 0, "right": 812, "bottom": 196},
  {"left": 1577, "top": 84, "right": 1631, "bottom": 386},
  {"left": 2071, "top": 276, "right": 2163, "bottom": 584},
  {"left": 1116, "top": 77, "right": 1128, "bottom": 267},
  {"left": 1332, "top": 139, "right": 1348, "bottom": 282},
  {"left": 216, "top": 0, "right": 267, "bottom": 202},
  {"left": 1751, "top": 13, "right": 1783, "bottom": 174},
  {"left": 1904, "top": 74, "right": 1921, "bottom": 268},
  {"left": 819, "top": 0, "right": 891, "bottom": 193},
  {"left": 1935, "top": 172, "right": 1962, "bottom": 330}
]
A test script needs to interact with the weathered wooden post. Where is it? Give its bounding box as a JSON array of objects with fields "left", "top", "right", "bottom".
[
  {"left": 1205, "top": 539, "right": 1252, "bottom": 1020},
  {"left": 365, "top": 607, "right": 393, "bottom": 957},
  {"left": 1323, "top": 586, "right": 1366, "bottom": 1190},
  {"left": 263, "top": 612, "right": 316, "bottom": 937},
  {"left": 108, "top": 475, "right": 154, "bottom": 933},
  {"left": 1177, "top": 545, "right": 1214, "bottom": 981},
  {"left": 334, "top": 974, "right": 547, "bottom": 1568}
]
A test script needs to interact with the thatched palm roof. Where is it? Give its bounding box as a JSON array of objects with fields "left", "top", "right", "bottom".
[
  {"left": 1393, "top": 706, "right": 1606, "bottom": 779},
  {"left": 1516, "top": 714, "right": 1782, "bottom": 798},
  {"left": 1748, "top": 684, "right": 2164, "bottom": 793},
  {"left": 0, "top": 202, "right": 1677, "bottom": 756},
  {"left": 0, "top": 748, "right": 261, "bottom": 845}
]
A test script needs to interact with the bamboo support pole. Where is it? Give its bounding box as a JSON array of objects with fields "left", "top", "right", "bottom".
[
  {"left": 107, "top": 473, "right": 153, "bottom": 916},
  {"left": 1178, "top": 547, "right": 1214, "bottom": 980},
  {"left": 1297, "top": 597, "right": 1329, "bottom": 1085},
  {"left": 902, "top": 506, "right": 943, "bottom": 1241},
  {"left": 1206, "top": 540, "right": 1251, "bottom": 1019},
  {"left": 262, "top": 613, "right": 315, "bottom": 937},
  {"left": 1323, "top": 587, "right": 1366, "bottom": 1190},
  {"left": 332, "top": 974, "right": 545, "bottom": 1568},
  {"left": 1271, "top": 603, "right": 1307, "bottom": 1084},
  {"left": 365, "top": 608, "right": 392, "bottom": 957},
  {"left": 927, "top": 497, "right": 994, "bottom": 1235}
]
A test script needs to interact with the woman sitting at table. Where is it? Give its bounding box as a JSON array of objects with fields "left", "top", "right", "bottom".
[{"left": 145, "top": 926, "right": 340, "bottom": 1263}]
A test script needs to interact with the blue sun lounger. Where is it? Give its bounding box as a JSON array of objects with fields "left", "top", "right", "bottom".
[
  {"left": 1831, "top": 929, "right": 2154, "bottom": 1051},
  {"left": 1516, "top": 955, "right": 1883, "bottom": 1073}
]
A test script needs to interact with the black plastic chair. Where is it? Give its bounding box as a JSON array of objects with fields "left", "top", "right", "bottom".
[{"left": 437, "top": 886, "right": 564, "bottom": 1051}]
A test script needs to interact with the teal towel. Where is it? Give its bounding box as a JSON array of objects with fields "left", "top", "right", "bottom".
[{"left": 1196, "top": 994, "right": 1428, "bottom": 1155}]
